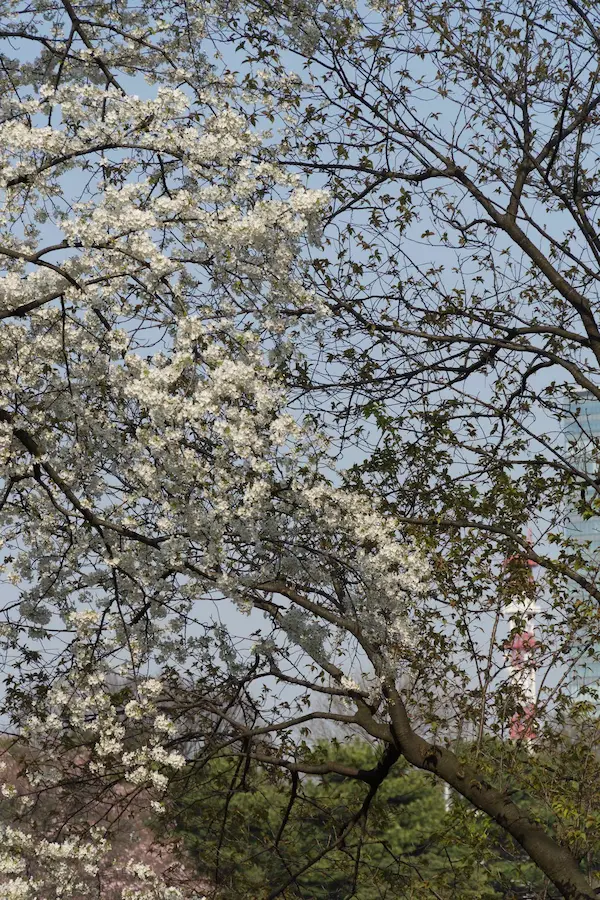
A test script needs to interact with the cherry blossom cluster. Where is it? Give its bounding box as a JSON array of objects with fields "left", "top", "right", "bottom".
[{"left": 0, "top": 2, "right": 428, "bottom": 896}]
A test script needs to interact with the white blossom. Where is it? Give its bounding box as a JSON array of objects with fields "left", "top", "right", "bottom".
[{"left": 0, "top": 3, "right": 429, "bottom": 897}]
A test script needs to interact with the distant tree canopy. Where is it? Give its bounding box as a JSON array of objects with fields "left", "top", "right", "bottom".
[{"left": 167, "top": 736, "right": 600, "bottom": 899}]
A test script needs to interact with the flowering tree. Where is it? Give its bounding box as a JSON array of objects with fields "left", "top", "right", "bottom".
[
  {"left": 0, "top": 2, "right": 600, "bottom": 899},
  {"left": 214, "top": 0, "right": 600, "bottom": 893},
  {"left": 0, "top": 2, "right": 431, "bottom": 897}
]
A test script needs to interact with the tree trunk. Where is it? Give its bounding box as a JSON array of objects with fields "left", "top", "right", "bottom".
[{"left": 385, "top": 685, "right": 596, "bottom": 899}]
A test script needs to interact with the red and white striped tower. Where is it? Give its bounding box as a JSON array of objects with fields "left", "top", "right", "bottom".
[{"left": 503, "top": 534, "right": 540, "bottom": 742}]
